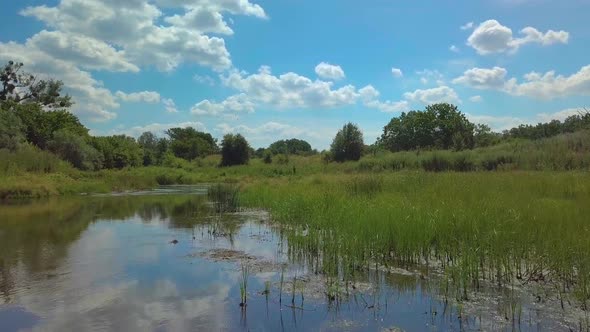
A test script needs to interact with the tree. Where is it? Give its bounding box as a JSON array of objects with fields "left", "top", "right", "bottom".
[
  {"left": 474, "top": 124, "right": 500, "bottom": 148},
  {"left": 330, "top": 123, "right": 364, "bottom": 162},
  {"left": 48, "top": 129, "right": 103, "bottom": 170},
  {"left": 13, "top": 103, "right": 89, "bottom": 149},
  {"left": 1, "top": 61, "right": 72, "bottom": 108},
  {"left": 166, "top": 127, "right": 217, "bottom": 160},
  {"left": 378, "top": 103, "right": 475, "bottom": 152},
  {"left": 138, "top": 131, "right": 158, "bottom": 166},
  {"left": 91, "top": 135, "right": 143, "bottom": 169},
  {"left": 268, "top": 139, "right": 313, "bottom": 155},
  {"left": 0, "top": 103, "right": 25, "bottom": 151},
  {"left": 220, "top": 134, "right": 250, "bottom": 166}
]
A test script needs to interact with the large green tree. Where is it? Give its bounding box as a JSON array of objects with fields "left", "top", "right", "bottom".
[
  {"left": 166, "top": 127, "right": 217, "bottom": 160},
  {"left": 90, "top": 135, "right": 143, "bottom": 169},
  {"left": 268, "top": 138, "right": 313, "bottom": 155},
  {"left": 220, "top": 134, "right": 250, "bottom": 166},
  {"left": 378, "top": 103, "right": 475, "bottom": 151},
  {"left": 48, "top": 129, "right": 103, "bottom": 170},
  {"left": 330, "top": 123, "right": 364, "bottom": 162},
  {"left": 13, "top": 103, "right": 88, "bottom": 149}
]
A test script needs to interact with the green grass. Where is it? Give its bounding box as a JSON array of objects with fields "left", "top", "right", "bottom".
[{"left": 239, "top": 172, "right": 590, "bottom": 305}]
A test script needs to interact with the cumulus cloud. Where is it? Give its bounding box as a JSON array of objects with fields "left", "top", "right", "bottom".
[
  {"left": 162, "top": 98, "right": 178, "bottom": 113},
  {"left": 20, "top": 0, "right": 268, "bottom": 72},
  {"left": 359, "top": 85, "right": 409, "bottom": 113},
  {"left": 116, "top": 91, "right": 161, "bottom": 103},
  {"left": 416, "top": 69, "right": 445, "bottom": 86},
  {"left": 449, "top": 45, "right": 460, "bottom": 53},
  {"left": 467, "top": 107, "right": 588, "bottom": 131},
  {"left": 453, "top": 65, "right": 590, "bottom": 100},
  {"left": 114, "top": 121, "right": 206, "bottom": 137},
  {"left": 469, "top": 95, "right": 483, "bottom": 103},
  {"left": 391, "top": 67, "right": 403, "bottom": 78},
  {"left": 314, "top": 62, "right": 346, "bottom": 81},
  {"left": 452, "top": 66, "right": 509, "bottom": 89},
  {"left": 467, "top": 20, "right": 569, "bottom": 55},
  {"left": 28, "top": 30, "right": 139, "bottom": 72},
  {"left": 191, "top": 94, "right": 254, "bottom": 117},
  {"left": 404, "top": 86, "right": 461, "bottom": 105},
  {"left": 0, "top": 41, "right": 118, "bottom": 121},
  {"left": 221, "top": 66, "right": 358, "bottom": 109}
]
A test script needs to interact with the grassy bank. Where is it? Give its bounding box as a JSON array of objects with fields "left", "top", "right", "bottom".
[
  {"left": 239, "top": 172, "right": 590, "bottom": 305},
  {"left": 1, "top": 129, "right": 589, "bottom": 198}
]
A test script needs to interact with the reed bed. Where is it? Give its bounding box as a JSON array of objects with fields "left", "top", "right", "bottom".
[{"left": 240, "top": 172, "right": 590, "bottom": 306}]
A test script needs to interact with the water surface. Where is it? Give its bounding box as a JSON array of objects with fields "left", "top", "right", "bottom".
[{"left": 0, "top": 187, "right": 579, "bottom": 331}]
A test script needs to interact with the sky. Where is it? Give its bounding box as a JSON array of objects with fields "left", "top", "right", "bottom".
[{"left": 1, "top": 0, "right": 589, "bottom": 150}]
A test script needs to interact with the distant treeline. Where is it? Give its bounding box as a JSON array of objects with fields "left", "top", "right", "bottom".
[{"left": 1, "top": 60, "right": 589, "bottom": 171}]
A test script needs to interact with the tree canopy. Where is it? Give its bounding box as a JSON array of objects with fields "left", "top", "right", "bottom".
[
  {"left": 1, "top": 61, "right": 72, "bottom": 109},
  {"left": 268, "top": 138, "right": 313, "bottom": 155},
  {"left": 330, "top": 123, "right": 364, "bottom": 162},
  {"left": 166, "top": 127, "right": 218, "bottom": 160},
  {"left": 220, "top": 134, "right": 250, "bottom": 166},
  {"left": 378, "top": 103, "right": 475, "bottom": 152}
]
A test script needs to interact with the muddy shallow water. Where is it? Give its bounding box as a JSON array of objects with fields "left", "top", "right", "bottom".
[{"left": 0, "top": 187, "right": 585, "bottom": 331}]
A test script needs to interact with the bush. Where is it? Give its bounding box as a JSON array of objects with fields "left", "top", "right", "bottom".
[
  {"left": 220, "top": 134, "right": 250, "bottom": 167},
  {"left": 48, "top": 129, "right": 103, "bottom": 170},
  {"left": 331, "top": 123, "right": 364, "bottom": 162},
  {"left": 263, "top": 150, "right": 273, "bottom": 164}
]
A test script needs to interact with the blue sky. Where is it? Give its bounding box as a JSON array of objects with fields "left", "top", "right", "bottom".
[{"left": 1, "top": 0, "right": 589, "bottom": 149}]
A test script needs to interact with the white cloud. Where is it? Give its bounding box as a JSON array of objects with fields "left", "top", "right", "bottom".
[
  {"left": 193, "top": 74, "right": 216, "bottom": 86},
  {"left": 116, "top": 91, "right": 161, "bottom": 103},
  {"left": 164, "top": 7, "right": 234, "bottom": 35},
  {"left": 391, "top": 67, "right": 403, "bottom": 78},
  {"left": 536, "top": 108, "right": 587, "bottom": 123},
  {"left": 452, "top": 66, "right": 509, "bottom": 89},
  {"left": 454, "top": 65, "right": 590, "bottom": 100},
  {"left": 359, "top": 85, "right": 409, "bottom": 113},
  {"left": 0, "top": 41, "right": 118, "bottom": 121},
  {"left": 416, "top": 69, "right": 445, "bottom": 86},
  {"left": 467, "top": 107, "right": 588, "bottom": 131},
  {"left": 20, "top": 0, "right": 268, "bottom": 72},
  {"left": 113, "top": 121, "right": 206, "bottom": 137},
  {"left": 449, "top": 45, "right": 460, "bottom": 53},
  {"left": 314, "top": 62, "right": 346, "bottom": 81},
  {"left": 467, "top": 20, "right": 568, "bottom": 55},
  {"left": 460, "top": 22, "right": 474, "bottom": 30},
  {"left": 28, "top": 30, "right": 139, "bottom": 72},
  {"left": 469, "top": 95, "right": 483, "bottom": 103},
  {"left": 162, "top": 98, "right": 178, "bottom": 113},
  {"left": 510, "top": 66, "right": 590, "bottom": 99},
  {"left": 191, "top": 93, "right": 254, "bottom": 117},
  {"left": 221, "top": 66, "right": 358, "bottom": 109},
  {"left": 404, "top": 86, "right": 461, "bottom": 105}
]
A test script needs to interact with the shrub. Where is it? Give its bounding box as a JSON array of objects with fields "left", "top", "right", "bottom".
[{"left": 220, "top": 134, "right": 250, "bottom": 167}]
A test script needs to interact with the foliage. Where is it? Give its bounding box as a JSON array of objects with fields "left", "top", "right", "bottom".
[
  {"left": 268, "top": 138, "right": 313, "bottom": 155},
  {"left": 379, "top": 103, "right": 475, "bottom": 151},
  {"left": 0, "top": 104, "right": 25, "bottom": 151},
  {"left": 330, "top": 122, "right": 364, "bottom": 162},
  {"left": 10, "top": 103, "right": 88, "bottom": 149},
  {"left": 90, "top": 135, "right": 143, "bottom": 169},
  {"left": 263, "top": 150, "right": 273, "bottom": 164},
  {"left": 504, "top": 110, "right": 590, "bottom": 140},
  {"left": 1, "top": 61, "right": 72, "bottom": 108},
  {"left": 48, "top": 129, "right": 103, "bottom": 170},
  {"left": 220, "top": 134, "right": 250, "bottom": 166},
  {"left": 166, "top": 127, "right": 218, "bottom": 160}
]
